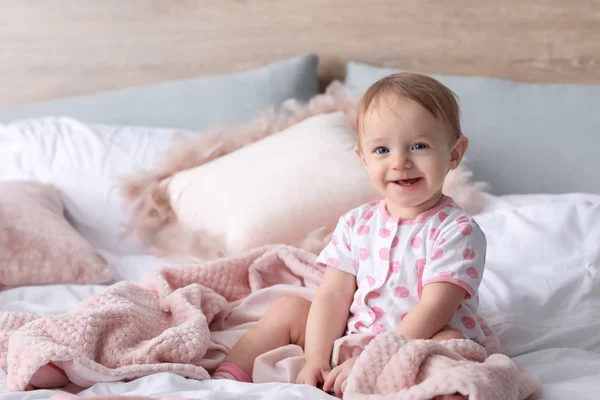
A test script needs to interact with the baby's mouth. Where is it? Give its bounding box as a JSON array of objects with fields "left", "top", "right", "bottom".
[{"left": 392, "top": 178, "right": 421, "bottom": 186}]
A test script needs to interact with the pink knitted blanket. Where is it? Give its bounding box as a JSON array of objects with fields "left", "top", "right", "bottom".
[
  {"left": 0, "top": 245, "right": 322, "bottom": 391},
  {"left": 343, "top": 333, "right": 539, "bottom": 400},
  {"left": 0, "top": 245, "right": 539, "bottom": 399}
]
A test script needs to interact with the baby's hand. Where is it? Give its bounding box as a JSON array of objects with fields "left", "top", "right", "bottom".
[
  {"left": 322, "top": 356, "right": 359, "bottom": 398},
  {"left": 296, "top": 360, "right": 331, "bottom": 387}
]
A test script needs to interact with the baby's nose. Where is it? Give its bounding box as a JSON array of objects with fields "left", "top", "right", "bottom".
[{"left": 391, "top": 153, "right": 413, "bottom": 169}]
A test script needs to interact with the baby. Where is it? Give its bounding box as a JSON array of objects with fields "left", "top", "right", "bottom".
[{"left": 213, "top": 72, "right": 487, "bottom": 397}]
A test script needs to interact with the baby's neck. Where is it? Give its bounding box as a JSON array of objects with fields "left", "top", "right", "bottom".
[{"left": 385, "top": 193, "right": 446, "bottom": 220}]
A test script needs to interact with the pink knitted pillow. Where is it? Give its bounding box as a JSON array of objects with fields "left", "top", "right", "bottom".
[{"left": 0, "top": 181, "right": 113, "bottom": 288}]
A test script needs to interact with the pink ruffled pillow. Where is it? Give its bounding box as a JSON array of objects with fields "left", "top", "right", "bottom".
[
  {"left": 0, "top": 181, "right": 113, "bottom": 288},
  {"left": 121, "top": 82, "right": 488, "bottom": 260}
]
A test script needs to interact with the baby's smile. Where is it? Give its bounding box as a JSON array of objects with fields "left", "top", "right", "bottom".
[{"left": 390, "top": 177, "right": 423, "bottom": 189}]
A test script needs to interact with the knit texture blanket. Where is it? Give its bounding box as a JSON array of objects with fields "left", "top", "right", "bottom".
[
  {"left": 343, "top": 333, "right": 539, "bottom": 400},
  {"left": 0, "top": 245, "right": 539, "bottom": 399}
]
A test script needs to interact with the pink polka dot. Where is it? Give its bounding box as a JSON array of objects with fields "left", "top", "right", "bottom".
[
  {"left": 379, "top": 248, "right": 390, "bottom": 260},
  {"left": 429, "top": 228, "right": 440, "bottom": 241},
  {"left": 371, "top": 323, "right": 387, "bottom": 334},
  {"left": 363, "top": 211, "right": 374, "bottom": 220},
  {"left": 357, "top": 225, "right": 370, "bottom": 235},
  {"left": 369, "top": 200, "right": 380, "bottom": 206},
  {"left": 390, "top": 261, "right": 401, "bottom": 273},
  {"left": 352, "top": 259, "right": 359, "bottom": 270},
  {"left": 430, "top": 248, "right": 444, "bottom": 260},
  {"left": 355, "top": 292, "right": 362, "bottom": 305},
  {"left": 459, "top": 224, "right": 473, "bottom": 235},
  {"left": 461, "top": 316, "right": 476, "bottom": 330},
  {"left": 331, "top": 235, "right": 339, "bottom": 245},
  {"left": 410, "top": 237, "right": 422, "bottom": 248},
  {"left": 391, "top": 236, "right": 400, "bottom": 248},
  {"left": 367, "top": 275, "right": 376, "bottom": 286},
  {"left": 379, "top": 228, "right": 391, "bottom": 238},
  {"left": 438, "top": 270, "right": 454, "bottom": 278},
  {"left": 368, "top": 310, "right": 376, "bottom": 320},
  {"left": 463, "top": 249, "right": 476, "bottom": 260},
  {"left": 456, "top": 216, "right": 469, "bottom": 223},
  {"left": 400, "top": 313, "right": 408, "bottom": 321},
  {"left": 369, "top": 291, "right": 381, "bottom": 299},
  {"left": 438, "top": 212, "right": 449, "bottom": 222},
  {"left": 394, "top": 286, "right": 410, "bottom": 298},
  {"left": 359, "top": 248, "right": 370, "bottom": 261},
  {"left": 415, "top": 258, "right": 426, "bottom": 270},
  {"left": 457, "top": 303, "right": 463, "bottom": 310},
  {"left": 326, "top": 258, "right": 339, "bottom": 268},
  {"left": 372, "top": 306, "right": 385, "bottom": 315},
  {"left": 347, "top": 243, "right": 352, "bottom": 251},
  {"left": 347, "top": 217, "right": 356, "bottom": 227},
  {"left": 466, "top": 266, "right": 479, "bottom": 279},
  {"left": 355, "top": 321, "right": 365, "bottom": 329}
]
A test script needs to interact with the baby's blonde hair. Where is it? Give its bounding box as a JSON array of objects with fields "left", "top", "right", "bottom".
[{"left": 356, "top": 72, "right": 462, "bottom": 141}]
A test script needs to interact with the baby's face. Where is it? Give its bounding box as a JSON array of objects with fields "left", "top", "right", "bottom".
[{"left": 356, "top": 93, "right": 464, "bottom": 218}]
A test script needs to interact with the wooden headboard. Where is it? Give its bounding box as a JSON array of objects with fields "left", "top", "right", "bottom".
[{"left": 1, "top": 0, "right": 599, "bottom": 106}]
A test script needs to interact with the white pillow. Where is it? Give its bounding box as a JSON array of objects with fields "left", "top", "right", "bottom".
[
  {"left": 164, "top": 111, "right": 485, "bottom": 259},
  {"left": 475, "top": 198, "right": 600, "bottom": 356},
  {"left": 166, "top": 112, "right": 379, "bottom": 255},
  {"left": 0, "top": 117, "right": 183, "bottom": 254}
]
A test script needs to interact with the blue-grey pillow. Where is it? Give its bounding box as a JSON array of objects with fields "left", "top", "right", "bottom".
[
  {"left": 345, "top": 61, "right": 600, "bottom": 196},
  {"left": 0, "top": 54, "right": 319, "bottom": 131}
]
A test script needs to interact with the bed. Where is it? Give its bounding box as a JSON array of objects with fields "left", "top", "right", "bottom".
[{"left": 1, "top": 1, "right": 600, "bottom": 399}]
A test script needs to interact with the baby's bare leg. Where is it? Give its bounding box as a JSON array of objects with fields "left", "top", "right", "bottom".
[
  {"left": 222, "top": 295, "right": 311, "bottom": 378},
  {"left": 430, "top": 327, "right": 465, "bottom": 341}
]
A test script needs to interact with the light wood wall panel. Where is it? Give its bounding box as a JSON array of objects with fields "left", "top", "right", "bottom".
[{"left": 1, "top": 0, "right": 599, "bottom": 105}]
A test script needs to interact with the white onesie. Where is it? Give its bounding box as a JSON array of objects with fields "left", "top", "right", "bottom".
[{"left": 315, "top": 196, "right": 487, "bottom": 344}]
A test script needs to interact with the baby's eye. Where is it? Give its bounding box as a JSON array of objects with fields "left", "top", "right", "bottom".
[
  {"left": 411, "top": 143, "right": 429, "bottom": 150},
  {"left": 374, "top": 146, "right": 390, "bottom": 154}
]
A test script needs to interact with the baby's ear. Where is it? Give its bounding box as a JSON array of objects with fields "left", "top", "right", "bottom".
[
  {"left": 449, "top": 136, "right": 468, "bottom": 170},
  {"left": 355, "top": 145, "right": 367, "bottom": 166}
]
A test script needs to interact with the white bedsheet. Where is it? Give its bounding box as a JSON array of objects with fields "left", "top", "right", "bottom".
[
  {"left": 2, "top": 193, "right": 600, "bottom": 399},
  {"left": 1, "top": 349, "right": 599, "bottom": 399}
]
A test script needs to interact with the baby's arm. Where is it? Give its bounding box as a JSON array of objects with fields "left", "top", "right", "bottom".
[
  {"left": 298, "top": 211, "right": 357, "bottom": 385},
  {"left": 395, "top": 282, "right": 467, "bottom": 339},
  {"left": 304, "top": 267, "right": 356, "bottom": 366},
  {"left": 397, "top": 219, "right": 486, "bottom": 340}
]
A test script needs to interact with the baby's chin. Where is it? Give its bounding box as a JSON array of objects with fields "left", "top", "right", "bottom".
[
  {"left": 384, "top": 192, "right": 443, "bottom": 216},
  {"left": 388, "top": 199, "right": 430, "bottom": 211}
]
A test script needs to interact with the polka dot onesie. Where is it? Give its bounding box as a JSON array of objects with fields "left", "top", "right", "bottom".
[{"left": 316, "top": 196, "right": 487, "bottom": 344}]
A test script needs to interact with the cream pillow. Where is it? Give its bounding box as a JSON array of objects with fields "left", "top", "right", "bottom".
[
  {"left": 166, "top": 112, "right": 379, "bottom": 255},
  {"left": 0, "top": 181, "right": 113, "bottom": 287},
  {"left": 122, "top": 84, "right": 486, "bottom": 260}
]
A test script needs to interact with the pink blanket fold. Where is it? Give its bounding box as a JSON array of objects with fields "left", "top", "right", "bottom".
[
  {"left": 344, "top": 334, "right": 539, "bottom": 400},
  {"left": 0, "top": 245, "right": 322, "bottom": 392},
  {"left": 0, "top": 244, "right": 540, "bottom": 399}
]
